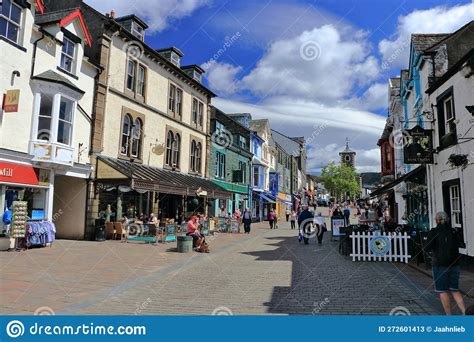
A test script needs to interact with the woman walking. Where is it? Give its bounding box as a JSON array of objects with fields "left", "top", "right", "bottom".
[
  {"left": 268, "top": 209, "right": 276, "bottom": 229},
  {"left": 289, "top": 210, "right": 297, "bottom": 230}
]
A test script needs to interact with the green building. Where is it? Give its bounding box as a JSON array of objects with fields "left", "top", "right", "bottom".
[{"left": 209, "top": 107, "right": 253, "bottom": 217}]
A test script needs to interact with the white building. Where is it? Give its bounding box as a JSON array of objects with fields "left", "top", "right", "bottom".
[
  {"left": 0, "top": 0, "right": 97, "bottom": 238},
  {"left": 419, "top": 22, "right": 474, "bottom": 257}
]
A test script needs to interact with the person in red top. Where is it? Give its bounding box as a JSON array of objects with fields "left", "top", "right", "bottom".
[
  {"left": 268, "top": 209, "right": 276, "bottom": 229},
  {"left": 186, "top": 216, "right": 202, "bottom": 247}
]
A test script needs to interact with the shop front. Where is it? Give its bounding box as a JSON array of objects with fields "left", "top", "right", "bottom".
[
  {"left": 211, "top": 180, "right": 249, "bottom": 217},
  {"left": 94, "top": 157, "right": 231, "bottom": 226},
  {"left": 0, "top": 161, "right": 51, "bottom": 223}
]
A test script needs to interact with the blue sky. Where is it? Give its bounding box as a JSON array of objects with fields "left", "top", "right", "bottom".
[{"left": 86, "top": 0, "right": 474, "bottom": 172}]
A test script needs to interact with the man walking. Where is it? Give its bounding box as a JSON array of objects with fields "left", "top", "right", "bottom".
[
  {"left": 426, "top": 212, "right": 466, "bottom": 315},
  {"left": 314, "top": 212, "right": 327, "bottom": 245},
  {"left": 298, "top": 205, "right": 314, "bottom": 245}
]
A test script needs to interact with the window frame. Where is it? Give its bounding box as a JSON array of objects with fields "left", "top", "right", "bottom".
[
  {"left": 60, "top": 36, "right": 76, "bottom": 73},
  {"left": 0, "top": 0, "right": 22, "bottom": 45},
  {"left": 131, "top": 21, "right": 144, "bottom": 41},
  {"left": 449, "top": 184, "right": 461, "bottom": 228},
  {"left": 125, "top": 58, "right": 147, "bottom": 101},
  {"left": 137, "top": 64, "right": 146, "bottom": 97}
]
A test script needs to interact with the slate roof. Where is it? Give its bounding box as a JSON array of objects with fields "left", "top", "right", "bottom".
[
  {"left": 411, "top": 34, "right": 449, "bottom": 53},
  {"left": 249, "top": 119, "right": 269, "bottom": 134},
  {"left": 32, "top": 70, "right": 84, "bottom": 94},
  {"left": 271, "top": 129, "right": 301, "bottom": 157},
  {"left": 35, "top": 8, "right": 78, "bottom": 25}
]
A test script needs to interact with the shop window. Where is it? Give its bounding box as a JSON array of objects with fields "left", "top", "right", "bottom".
[
  {"left": 60, "top": 37, "right": 76, "bottom": 73},
  {"left": 0, "top": 0, "right": 22, "bottom": 44}
]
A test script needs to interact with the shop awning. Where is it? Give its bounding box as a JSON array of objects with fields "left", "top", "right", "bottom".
[
  {"left": 276, "top": 195, "right": 292, "bottom": 205},
  {"left": 96, "top": 156, "right": 231, "bottom": 200},
  {"left": 370, "top": 165, "right": 425, "bottom": 198},
  {"left": 259, "top": 193, "right": 276, "bottom": 204},
  {"left": 211, "top": 179, "right": 248, "bottom": 194}
]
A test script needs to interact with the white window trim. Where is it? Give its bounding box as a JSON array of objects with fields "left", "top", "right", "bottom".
[
  {"left": 0, "top": 0, "right": 23, "bottom": 45},
  {"left": 449, "top": 184, "right": 462, "bottom": 228},
  {"left": 60, "top": 36, "right": 76, "bottom": 74},
  {"left": 32, "top": 92, "right": 77, "bottom": 148}
]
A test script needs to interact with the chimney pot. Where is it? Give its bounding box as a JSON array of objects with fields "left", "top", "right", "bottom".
[{"left": 111, "top": 10, "right": 116, "bottom": 18}]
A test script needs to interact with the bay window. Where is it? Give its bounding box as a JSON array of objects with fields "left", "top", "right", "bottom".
[
  {"left": 34, "top": 93, "right": 76, "bottom": 146},
  {"left": 0, "top": 0, "right": 22, "bottom": 44},
  {"left": 57, "top": 97, "right": 74, "bottom": 145}
]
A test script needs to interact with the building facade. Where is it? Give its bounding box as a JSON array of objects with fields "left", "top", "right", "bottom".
[
  {"left": 0, "top": 0, "right": 97, "bottom": 239},
  {"left": 209, "top": 106, "right": 252, "bottom": 217}
]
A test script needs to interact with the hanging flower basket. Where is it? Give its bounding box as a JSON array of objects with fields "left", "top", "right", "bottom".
[{"left": 447, "top": 154, "right": 469, "bottom": 170}]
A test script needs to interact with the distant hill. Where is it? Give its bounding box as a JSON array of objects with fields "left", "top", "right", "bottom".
[{"left": 360, "top": 172, "right": 381, "bottom": 186}]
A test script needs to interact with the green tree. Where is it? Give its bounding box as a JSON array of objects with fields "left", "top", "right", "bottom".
[{"left": 320, "top": 162, "right": 360, "bottom": 200}]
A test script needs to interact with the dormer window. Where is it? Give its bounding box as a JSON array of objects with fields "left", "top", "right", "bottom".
[
  {"left": 131, "top": 21, "right": 144, "bottom": 41},
  {"left": 60, "top": 37, "right": 76, "bottom": 73},
  {"left": 193, "top": 70, "right": 202, "bottom": 83},
  {"left": 170, "top": 51, "right": 180, "bottom": 67}
]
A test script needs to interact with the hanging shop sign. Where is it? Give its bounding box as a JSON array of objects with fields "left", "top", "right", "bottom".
[
  {"left": 269, "top": 172, "right": 279, "bottom": 196},
  {"left": 403, "top": 126, "right": 434, "bottom": 164},
  {"left": 0, "top": 162, "right": 40, "bottom": 186},
  {"left": 2, "top": 89, "right": 20, "bottom": 113}
]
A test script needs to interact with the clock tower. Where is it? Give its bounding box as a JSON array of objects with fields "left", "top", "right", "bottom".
[{"left": 340, "top": 138, "right": 356, "bottom": 168}]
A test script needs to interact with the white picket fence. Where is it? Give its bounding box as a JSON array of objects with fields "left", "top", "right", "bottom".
[{"left": 350, "top": 231, "right": 411, "bottom": 263}]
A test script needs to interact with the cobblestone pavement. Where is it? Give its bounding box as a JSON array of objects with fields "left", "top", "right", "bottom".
[{"left": 2, "top": 220, "right": 469, "bottom": 316}]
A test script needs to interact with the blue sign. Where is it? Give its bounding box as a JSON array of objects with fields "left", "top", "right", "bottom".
[
  {"left": 369, "top": 236, "right": 391, "bottom": 256},
  {"left": 269, "top": 172, "right": 279, "bottom": 195}
]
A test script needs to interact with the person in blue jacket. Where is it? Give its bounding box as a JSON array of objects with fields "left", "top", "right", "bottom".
[{"left": 2, "top": 206, "right": 13, "bottom": 234}]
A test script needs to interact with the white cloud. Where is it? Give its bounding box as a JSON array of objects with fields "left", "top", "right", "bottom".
[
  {"left": 379, "top": 3, "right": 474, "bottom": 67},
  {"left": 348, "top": 82, "right": 388, "bottom": 111},
  {"left": 241, "top": 25, "right": 380, "bottom": 103},
  {"left": 203, "top": 62, "right": 242, "bottom": 96},
  {"left": 213, "top": 97, "right": 384, "bottom": 173},
  {"left": 84, "top": 0, "right": 209, "bottom": 32}
]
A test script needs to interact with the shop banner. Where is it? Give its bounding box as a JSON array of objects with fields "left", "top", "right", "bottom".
[
  {"left": 2, "top": 89, "right": 20, "bottom": 113},
  {"left": 0, "top": 316, "right": 472, "bottom": 342},
  {"left": 0, "top": 162, "right": 40, "bottom": 186}
]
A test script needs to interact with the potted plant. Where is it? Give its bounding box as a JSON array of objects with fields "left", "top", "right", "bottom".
[{"left": 447, "top": 154, "right": 469, "bottom": 170}]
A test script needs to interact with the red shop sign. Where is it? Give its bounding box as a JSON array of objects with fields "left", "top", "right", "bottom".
[{"left": 0, "top": 162, "right": 39, "bottom": 186}]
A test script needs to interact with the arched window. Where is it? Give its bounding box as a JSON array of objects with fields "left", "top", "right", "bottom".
[
  {"left": 195, "top": 142, "right": 202, "bottom": 173},
  {"left": 166, "top": 131, "right": 174, "bottom": 166},
  {"left": 131, "top": 118, "right": 142, "bottom": 158},
  {"left": 173, "top": 134, "right": 181, "bottom": 168},
  {"left": 190, "top": 140, "right": 197, "bottom": 172},
  {"left": 121, "top": 115, "right": 132, "bottom": 155}
]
